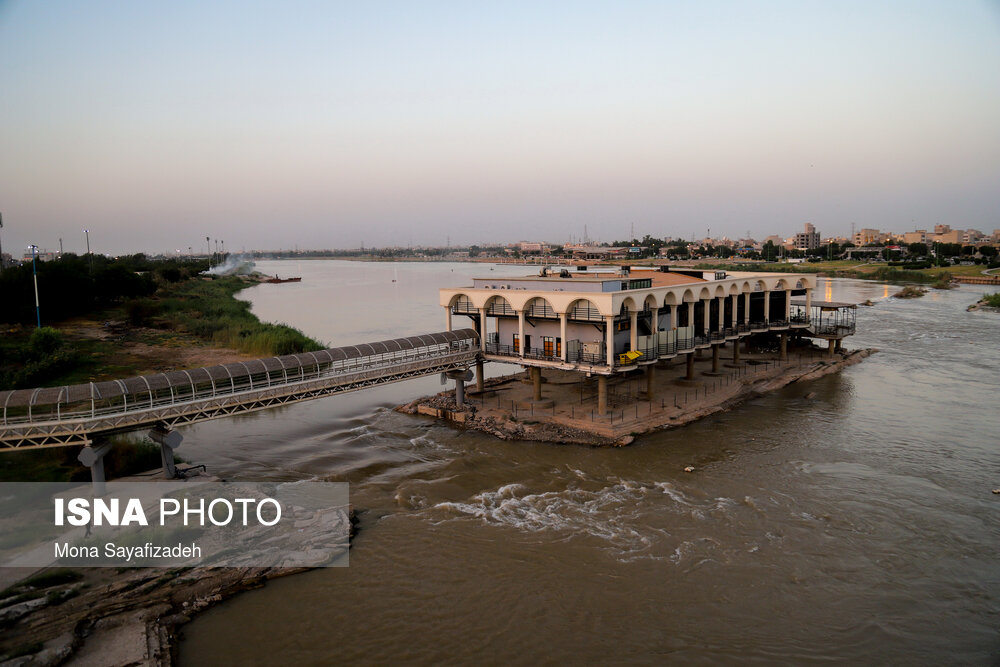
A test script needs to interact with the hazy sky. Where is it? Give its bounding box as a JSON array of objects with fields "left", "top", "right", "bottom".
[{"left": 1, "top": 1, "right": 998, "bottom": 255}]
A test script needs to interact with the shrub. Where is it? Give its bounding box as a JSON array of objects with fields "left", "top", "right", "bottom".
[{"left": 28, "top": 327, "right": 64, "bottom": 358}]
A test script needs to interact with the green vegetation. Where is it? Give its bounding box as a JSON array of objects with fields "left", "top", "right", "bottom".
[
  {"left": 983, "top": 293, "right": 1000, "bottom": 307},
  {"left": 0, "top": 436, "right": 183, "bottom": 483},
  {"left": 128, "top": 276, "right": 323, "bottom": 357}
]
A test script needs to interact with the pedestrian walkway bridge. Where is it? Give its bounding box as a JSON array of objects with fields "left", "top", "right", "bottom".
[{"left": 0, "top": 329, "right": 479, "bottom": 451}]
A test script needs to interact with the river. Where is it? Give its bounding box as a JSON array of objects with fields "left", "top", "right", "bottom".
[{"left": 177, "top": 260, "right": 999, "bottom": 665}]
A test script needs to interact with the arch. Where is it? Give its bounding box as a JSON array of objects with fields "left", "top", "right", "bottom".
[
  {"left": 620, "top": 296, "right": 638, "bottom": 312},
  {"left": 663, "top": 291, "right": 680, "bottom": 306},
  {"left": 681, "top": 288, "right": 697, "bottom": 303},
  {"left": 754, "top": 280, "right": 766, "bottom": 292},
  {"left": 713, "top": 284, "right": 727, "bottom": 298},
  {"left": 795, "top": 279, "right": 805, "bottom": 289},
  {"left": 485, "top": 294, "right": 515, "bottom": 316},
  {"left": 567, "top": 298, "right": 601, "bottom": 320},
  {"left": 643, "top": 293, "right": 659, "bottom": 310},
  {"left": 728, "top": 282, "right": 740, "bottom": 295},
  {"left": 524, "top": 296, "right": 556, "bottom": 318},
  {"left": 448, "top": 293, "right": 476, "bottom": 310},
  {"left": 697, "top": 286, "right": 713, "bottom": 300},
  {"left": 774, "top": 278, "right": 790, "bottom": 290}
]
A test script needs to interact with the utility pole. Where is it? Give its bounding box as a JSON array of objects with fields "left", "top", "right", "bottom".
[
  {"left": 84, "top": 229, "right": 93, "bottom": 273},
  {"left": 29, "top": 244, "right": 41, "bottom": 328},
  {"left": 0, "top": 212, "right": 4, "bottom": 275},
  {"left": 206, "top": 237, "right": 211, "bottom": 268}
]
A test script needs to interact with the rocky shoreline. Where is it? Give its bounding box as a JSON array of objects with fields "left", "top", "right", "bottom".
[
  {"left": 0, "top": 509, "right": 355, "bottom": 667},
  {"left": 398, "top": 348, "right": 877, "bottom": 446}
]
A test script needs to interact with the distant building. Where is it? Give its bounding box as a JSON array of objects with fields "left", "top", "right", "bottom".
[
  {"left": 853, "top": 229, "right": 881, "bottom": 246},
  {"left": 903, "top": 230, "right": 928, "bottom": 245},
  {"left": 793, "top": 223, "right": 821, "bottom": 250}
]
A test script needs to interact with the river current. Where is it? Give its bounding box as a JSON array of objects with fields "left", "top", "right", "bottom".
[{"left": 177, "top": 261, "right": 998, "bottom": 665}]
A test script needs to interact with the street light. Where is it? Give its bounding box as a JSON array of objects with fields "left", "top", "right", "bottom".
[
  {"left": 0, "top": 211, "right": 4, "bottom": 275},
  {"left": 29, "top": 244, "right": 41, "bottom": 328},
  {"left": 84, "top": 229, "right": 93, "bottom": 273}
]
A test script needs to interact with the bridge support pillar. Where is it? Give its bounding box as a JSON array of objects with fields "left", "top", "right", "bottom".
[
  {"left": 733, "top": 341, "right": 741, "bottom": 363},
  {"left": 475, "top": 359, "right": 485, "bottom": 393},
  {"left": 597, "top": 375, "right": 608, "bottom": 416},
  {"left": 834, "top": 338, "right": 842, "bottom": 353},
  {"left": 827, "top": 339, "right": 836, "bottom": 357},
  {"left": 780, "top": 333, "right": 788, "bottom": 361},
  {"left": 685, "top": 352, "right": 695, "bottom": 381},
  {"left": 148, "top": 427, "right": 183, "bottom": 479},
  {"left": 644, "top": 365, "right": 656, "bottom": 400},
  {"left": 455, "top": 377, "right": 465, "bottom": 407},
  {"left": 531, "top": 367, "right": 542, "bottom": 402},
  {"left": 711, "top": 345, "right": 720, "bottom": 373},
  {"left": 78, "top": 442, "right": 113, "bottom": 496}
]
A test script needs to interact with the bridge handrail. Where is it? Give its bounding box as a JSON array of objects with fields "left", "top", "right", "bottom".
[{"left": 2, "top": 329, "right": 479, "bottom": 427}]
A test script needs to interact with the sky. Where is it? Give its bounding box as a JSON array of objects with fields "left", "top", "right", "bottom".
[{"left": 1, "top": 1, "right": 998, "bottom": 256}]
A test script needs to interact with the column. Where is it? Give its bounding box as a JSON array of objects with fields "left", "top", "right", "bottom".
[
  {"left": 687, "top": 302, "right": 695, "bottom": 331},
  {"left": 827, "top": 339, "right": 835, "bottom": 357},
  {"left": 702, "top": 299, "right": 710, "bottom": 333},
  {"left": 455, "top": 376, "right": 465, "bottom": 407},
  {"left": 685, "top": 352, "right": 695, "bottom": 380},
  {"left": 559, "top": 312, "right": 568, "bottom": 361},
  {"left": 605, "top": 315, "right": 615, "bottom": 367},
  {"left": 598, "top": 375, "right": 608, "bottom": 415},
  {"left": 475, "top": 358, "right": 485, "bottom": 392},
  {"left": 711, "top": 344, "right": 720, "bottom": 373},
  {"left": 716, "top": 296, "right": 725, "bottom": 332},
  {"left": 763, "top": 291, "right": 771, "bottom": 323},
  {"left": 148, "top": 427, "right": 183, "bottom": 479},
  {"left": 78, "top": 442, "right": 113, "bottom": 496},
  {"left": 743, "top": 292, "right": 750, "bottom": 324},
  {"left": 445, "top": 306, "right": 453, "bottom": 332},
  {"left": 478, "top": 307, "right": 488, "bottom": 350},
  {"left": 731, "top": 295, "right": 738, "bottom": 327},
  {"left": 780, "top": 332, "right": 788, "bottom": 361},
  {"left": 733, "top": 340, "right": 740, "bottom": 363},
  {"left": 532, "top": 367, "right": 543, "bottom": 401},
  {"left": 518, "top": 310, "right": 525, "bottom": 358},
  {"left": 784, "top": 290, "right": 791, "bottom": 320},
  {"left": 670, "top": 304, "right": 678, "bottom": 330},
  {"left": 646, "top": 365, "right": 656, "bottom": 399},
  {"left": 629, "top": 309, "right": 638, "bottom": 351},
  {"left": 805, "top": 288, "right": 813, "bottom": 326}
]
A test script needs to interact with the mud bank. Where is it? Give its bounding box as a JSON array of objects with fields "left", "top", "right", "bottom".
[
  {"left": 0, "top": 505, "right": 354, "bottom": 667},
  {"left": 398, "top": 348, "right": 877, "bottom": 446}
]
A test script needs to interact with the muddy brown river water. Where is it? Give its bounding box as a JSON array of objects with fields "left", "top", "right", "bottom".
[{"left": 176, "top": 261, "right": 999, "bottom": 665}]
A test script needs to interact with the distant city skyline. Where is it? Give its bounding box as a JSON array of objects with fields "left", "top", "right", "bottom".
[{"left": 1, "top": 1, "right": 998, "bottom": 255}]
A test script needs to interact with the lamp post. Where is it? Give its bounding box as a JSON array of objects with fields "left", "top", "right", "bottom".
[
  {"left": 84, "top": 229, "right": 93, "bottom": 273},
  {"left": 0, "top": 211, "right": 4, "bottom": 275},
  {"left": 29, "top": 244, "right": 40, "bottom": 328}
]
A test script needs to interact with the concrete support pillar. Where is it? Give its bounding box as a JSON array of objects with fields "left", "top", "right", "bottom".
[
  {"left": 687, "top": 302, "right": 695, "bottom": 330},
  {"left": 780, "top": 332, "right": 788, "bottom": 361},
  {"left": 785, "top": 290, "right": 792, "bottom": 319},
  {"left": 629, "top": 310, "right": 638, "bottom": 351},
  {"left": 685, "top": 352, "right": 695, "bottom": 380},
  {"left": 806, "top": 287, "right": 813, "bottom": 312},
  {"left": 731, "top": 295, "right": 738, "bottom": 327},
  {"left": 445, "top": 307, "right": 453, "bottom": 332},
  {"left": 744, "top": 293, "right": 750, "bottom": 324},
  {"left": 716, "top": 297, "right": 725, "bottom": 332},
  {"left": 475, "top": 358, "right": 485, "bottom": 392},
  {"left": 517, "top": 310, "right": 526, "bottom": 358},
  {"left": 605, "top": 315, "right": 615, "bottom": 367},
  {"left": 670, "top": 304, "right": 678, "bottom": 330},
  {"left": 828, "top": 339, "right": 836, "bottom": 357},
  {"left": 455, "top": 376, "right": 465, "bottom": 407},
  {"left": 478, "top": 308, "right": 488, "bottom": 350},
  {"left": 559, "top": 312, "right": 568, "bottom": 361},
  {"left": 597, "top": 375, "right": 608, "bottom": 415},
  {"left": 835, "top": 338, "right": 842, "bottom": 353},
  {"left": 148, "top": 427, "right": 183, "bottom": 479},
  {"left": 712, "top": 344, "right": 720, "bottom": 373},
  {"left": 745, "top": 337, "right": 752, "bottom": 353},
  {"left": 651, "top": 306, "right": 660, "bottom": 334},
  {"left": 733, "top": 340, "right": 741, "bottom": 362},
  {"left": 702, "top": 299, "right": 710, "bottom": 334},
  {"left": 646, "top": 364, "right": 656, "bottom": 398},
  {"left": 78, "top": 442, "right": 113, "bottom": 496},
  {"left": 532, "top": 367, "right": 542, "bottom": 401},
  {"left": 763, "top": 291, "right": 771, "bottom": 323}
]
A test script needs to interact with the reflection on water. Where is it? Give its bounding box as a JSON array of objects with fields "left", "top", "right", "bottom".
[{"left": 178, "top": 263, "right": 1000, "bottom": 665}]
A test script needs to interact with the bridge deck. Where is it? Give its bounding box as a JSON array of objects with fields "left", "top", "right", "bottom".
[{"left": 1, "top": 329, "right": 479, "bottom": 450}]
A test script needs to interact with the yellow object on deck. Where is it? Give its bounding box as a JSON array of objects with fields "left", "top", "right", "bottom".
[{"left": 618, "top": 350, "right": 643, "bottom": 365}]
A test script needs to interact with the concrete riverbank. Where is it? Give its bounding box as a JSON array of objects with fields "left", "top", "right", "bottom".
[{"left": 399, "top": 344, "right": 876, "bottom": 446}]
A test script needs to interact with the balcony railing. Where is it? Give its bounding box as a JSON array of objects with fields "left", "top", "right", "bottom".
[
  {"left": 790, "top": 313, "right": 811, "bottom": 326},
  {"left": 567, "top": 305, "right": 603, "bottom": 321},
  {"left": 451, "top": 300, "right": 476, "bottom": 314},
  {"left": 769, "top": 319, "right": 790, "bottom": 328},
  {"left": 524, "top": 302, "right": 556, "bottom": 319},
  {"left": 750, "top": 320, "right": 768, "bottom": 332},
  {"left": 486, "top": 302, "right": 516, "bottom": 316}
]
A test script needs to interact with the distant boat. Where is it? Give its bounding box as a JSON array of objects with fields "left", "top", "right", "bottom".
[{"left": 264, "top": 276, "right": 302, "bottom": 284}]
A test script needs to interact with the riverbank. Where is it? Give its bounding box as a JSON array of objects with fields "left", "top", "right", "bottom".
[
  {"left": 399, "top": 343, "right": 876, "bottom": 446},
  {"left": 0, "top": 470, "right": 355, "bottom": 666}
]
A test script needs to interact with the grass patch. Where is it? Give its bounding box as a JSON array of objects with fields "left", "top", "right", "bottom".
[{"left": 983, "top": 293, "right": 1000, "bottom": 307}]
